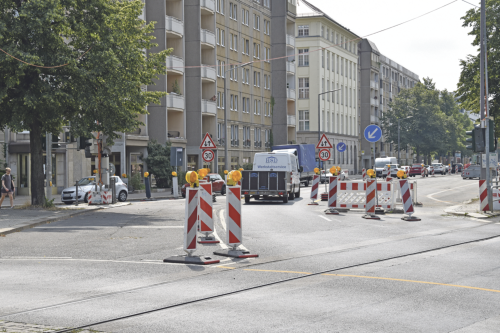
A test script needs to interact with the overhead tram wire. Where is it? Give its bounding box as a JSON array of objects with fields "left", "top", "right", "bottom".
[{"left": 1, "top": 0, "right": 461, "bottom": 70}]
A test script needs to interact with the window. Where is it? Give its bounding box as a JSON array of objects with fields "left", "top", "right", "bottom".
[
  {"left": 332, "top": 54, "right": 334, "bottom": 72},
  {"left": 220, "top": 0, "right": 225, "bottom": 14},
  {"left": 246, "top": 97, "right": 250, "bottom": 113},
  {"left": 233, "top": 34, "right": 238, "bottom": 51},
  {"left": 253, "top": 14, "right": 260, "bottom": 30},
  {"left": 327, "top": 52, "right": 330, "bottom": 70},
  {"left": 220, "top": 29, "right": 225, "bottom": 47},
  {"left": 336, "top": 55, "right": 339, "bottom": 73},
  {"left": 230, "top": 3, "right": 233, "bottom": 18},
  {"left": 322, "top": 50, "right": 324, "bottom": 68},
  {"left": 341, "top": 58, "right": 343, "bottom": 76},
  {"left": 234, "top": 66, "right": 238, "bottom": 81},
  {"left": 231, "top": 125, "right": 239, "bottom": 146},
  {"left": 299, "top": 110, "right": 309, "bottom": 131},
  {"left": 217, "top": 92, "right": 221, "bottom": 108},
  {"left": 216, "top": 28, "right": 220, "bottom": 45},
  {"left": 242, "top": 97, "right": 247, "bottom": 112},
  {"left": 327, "top": 29, "right": 330, "bottom": 41},
  {"left": 298, "top": 49, "right": 309, "bottom": 66},
  {"left": 341, "top": 85, "right": 343, "bottom": 105},
  {"left": 298, "top": 25, "right": 309, "bottom": 36},
  {"left": 322, "top": 79, "right": 325, "bottom": 100},
  {"left": 264, "top": 74, "right": 267, "bottom": 89},
  {"left": 217, "top": 60, "right": 221, "bottom": 77},
  {"left": 234, "top": 95, "right": 238, "bottom": 111},
  {"left": 246, "top": 69, "right": 249, "bottom": 84},
  {"left": 264, "top": 0, "right": 270, "bottom": 8},
  {"left": 229, "top": 3, "right": 236, "bottom": 20},
  {"left": 265, "top": 20, "right": 270, "bottom": 35},
  {"left": 258, "top": 100, "right": 261, "bottom": 114},
  {"left": 221, "top": 92, "right": 225, "bottom": 108},
  {"left": 254, "top": 99, "right": 257, "bottom": 114},
  {"left": 266, "top": 47, "right": 270, "bottom": 62},
  {"left": 321, "top": 26, "right": 324, "bottom": 38},
  {"left": 336, "top": 83, "right": 339, "bottom": 103},
  {"left": 230, "top": 65, "right": 234, "bottom": 80},
  {"left": 327, "top": 81, "right": 330, "bottom": 101},
  {"left": 221, "top": 61, "right": 225, "bottom": 77},
  {"left": 230, "top": 94, "right": 234, "bottom": 110},
  {"left": 216, "top": 0, "right": 220, "bottom": 12},
  {"left": 299, "top": 78, "right": 309, "bottom": 99}
]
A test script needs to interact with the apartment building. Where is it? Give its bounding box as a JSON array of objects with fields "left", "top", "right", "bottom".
[
  {"left": 295, "top": 0, "right": 360, "bottom": 174},
  {"left": 358, "top": 38, "right": 419, "bottom": 169}
]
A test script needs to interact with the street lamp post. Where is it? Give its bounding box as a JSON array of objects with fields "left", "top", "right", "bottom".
[
  {"left": 398, "top": 116, "right": 412, "bottom": 165},
  {"left": 224, "top": 62, "right": 252, "bottom": 171}
]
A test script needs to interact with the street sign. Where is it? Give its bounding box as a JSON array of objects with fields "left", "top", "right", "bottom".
[
  {"left": 336, "top": 142, "right": 346, "bottom": 152},
  {"left": 318, "top": 149, "right": 331, "bottom": 161},
  {"left": 364, "top": 125, "right": 382, "bottom": 143},
  {"left": 316, "top": 134, "right": 333, "bottom": 149},
  {"left": 200, "top": 132, "right": 217, "bottom": 150},
  {"left": 202, "top": 149, "right": 215, "bottom": 163},
  {"left": 482, "top": 153, "right": 498, "bottom": 169}
]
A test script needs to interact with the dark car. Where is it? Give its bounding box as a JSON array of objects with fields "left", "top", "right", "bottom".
[
  {"left": 452, "top": 163, "right": 463, "bottom": 173},
  {"left": 181, "top": 173, "right": 226, "bottom": 198}
]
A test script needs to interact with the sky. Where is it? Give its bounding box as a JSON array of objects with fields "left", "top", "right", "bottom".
[{"left": 303, "top": 0, "right": 479, "bottom": 92}]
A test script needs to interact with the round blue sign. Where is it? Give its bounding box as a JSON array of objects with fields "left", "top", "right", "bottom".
[
  {"left": 337, "top": 142, "right": 346, "bottom": 152},
  {"left": 364, "top": 124, "right": 382, "bottom": 143}
]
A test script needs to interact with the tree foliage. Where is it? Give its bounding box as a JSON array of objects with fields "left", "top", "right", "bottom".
[
  {"left": 0, "top": 0, "right": 170, "bottom": 204},
  {"left": 381, "top": 78, "right": 473, "bottom": 164},
  {"left": 457, "top": 0, "right": 500, "bottom": 135},
  {"left": 142, "top": 140, "right": 172, "bottom": 188}
]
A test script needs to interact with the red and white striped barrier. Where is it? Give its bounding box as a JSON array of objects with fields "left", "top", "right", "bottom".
[
  {"left": 363, "top": 179, "right": 380, "bottom": 219},
  {"left": 198, "top": 182, "right": 219, "bottom": 244},
  {"left": 88, "top": 191, "right": 111, "bottom": 205},
  {"left": 184, "top": 188, "right": 199, "bottom": 254},
  {"left": 362, "top": 169, "right": 366, "bottom": 181},
  {"left": 213, "top": 186, "right": 258, "bottom": 258},
  {"left": 336, "top": 181, "right": 394, "bottom": 210},
  {"left": 309, "top": 174, "right": 320, "bottom": 205},
  {"left": 431, "top": 166, "right": 435, "bottom": 177},
  {"left": 479, "top": 180, "right": 490, "bottom": 212},
  {"left": 326, "top": 176, "right": 339, "bottom": 215},
  {"left": 386, "top": 175, "right": 393, "bottom": 182},
  {"left": 448, "top": 166, "right": 451, "bottom": 175},
  {"left": 399, "top": 179, "right": 420, "bottom": 221},
  {"left": 421, "top": 166, "right": 426, "bottom": 177},
  {"left": 454, "top": 165, "right": 457, "bottom": 174},
  {"left": 395, "top": 181, "right": 418, "bottom": 205}
]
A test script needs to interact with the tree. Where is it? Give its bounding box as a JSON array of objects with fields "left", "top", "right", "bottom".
[
  {"left": 142, "top": 140, "right": 172, "bottom": 188},
  {"left": 457, "top": 0, "right": 500, "bottom": 135},
  {"left": 0, "top": 0, "right": 170, "bottom": 205}
]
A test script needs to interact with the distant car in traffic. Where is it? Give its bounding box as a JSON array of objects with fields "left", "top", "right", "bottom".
[
  {"left": 453, "top": 163, "right": 464, "bottom": 173},
  {"left": 409, "top": 163, "right": 425, "bottom": 177},
  {"left": 61, "top": 176, "right": 128, "bottom": 204},
  {"left": 181, "top": 173, "right": 226, "bottom": 198},
  {"left": 431, "top": 163, "right": 446, "bottom": 175}
]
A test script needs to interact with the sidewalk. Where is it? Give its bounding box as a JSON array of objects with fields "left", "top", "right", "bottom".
[
  {"left": 0, "top": 202, "right": 131, "bottom": 237},
  {"left": 444, "top": 199, "right": 500, "bottom": 219}
]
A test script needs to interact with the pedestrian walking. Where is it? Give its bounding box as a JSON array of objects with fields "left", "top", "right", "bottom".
[{"left": 0, "top": 167, "right": 15, "bottom": 209}]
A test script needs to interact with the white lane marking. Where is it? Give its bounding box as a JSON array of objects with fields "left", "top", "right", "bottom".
[
  {"left": 219, "top": 209, "right": 249, "bottom": 251},
  {"left": 319, "top": 215, "right": 331, "bottom": 221},
  {"left": 212, "top": 228, "right": 228, "bottom": 250},
  {"left": 34, "top": 226, "right": 183, "bottom": 229},
  {"left": 0, "top": 258, "right": 184, "bottom": 266},
  {"left": 427, "top": 183, "right": 477, "bottom": 203}
]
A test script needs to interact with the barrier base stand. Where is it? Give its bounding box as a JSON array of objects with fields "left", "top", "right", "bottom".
[
  {"left": 325, "top": 208, "right": 340, "bottom": 215},
  {"left": 308, "top": 201, "right": 319, "bottom": 205},
  {"left": 375, "top": 208, "right": 385, "bottom": 215},
  {"left": 401, "top": 215, "right": 421, "bottom": 222},
  {"left": 213, "top": 248, "right": 259, "bottom": 259},
  {"left": 362, "top": 214, "right": 381, "bottom": 220},
  {"left": 414, "top": 202, "right": 423, "bottom": 206},
  {"left": 321, "top": 193, "right": 328, "bottom": 201},
  {"left": 198, "top": 236, "right": 220, "bottom": 244},
  {"left": 163, "top": 255, "right": 220, "bottom": 265}
]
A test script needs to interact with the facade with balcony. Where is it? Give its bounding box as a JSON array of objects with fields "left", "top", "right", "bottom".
[{"left": 295, "top": 0, "right": 360, "bottom": 174}]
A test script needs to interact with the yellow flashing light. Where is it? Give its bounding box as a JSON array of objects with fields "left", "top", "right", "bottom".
[{"left": 367, "top": 169, "right": 376, "bottom": 178}]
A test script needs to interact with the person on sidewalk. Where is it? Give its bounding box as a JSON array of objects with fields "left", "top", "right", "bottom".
[{"left": 0, "top": 168, "right": 15, "bottom": 209}]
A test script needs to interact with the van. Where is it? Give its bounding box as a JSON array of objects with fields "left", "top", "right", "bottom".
[{"left": 374, "top": 157, "right": 397, "bottom": 177}]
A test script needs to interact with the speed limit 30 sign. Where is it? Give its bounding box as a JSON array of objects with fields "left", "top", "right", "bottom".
[
  {"left": 202, "top": 149, "right": 215, "bottom": 163},
  {"left": 319, "top": 149, "right": 331, "bottom": 161}
]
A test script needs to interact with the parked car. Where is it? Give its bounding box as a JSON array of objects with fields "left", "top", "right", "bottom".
[
  {"left": 61, "top": 176, "right": 128, "bottom": 204},
  {"left": 462, "top": 165, "right": 498, "bottom": 179},
  {"left": 431, "top": 163, "right": 446, "bottom": 175},
  {"left": 181, "top": 173, "right": 226, "bottom": 198}
]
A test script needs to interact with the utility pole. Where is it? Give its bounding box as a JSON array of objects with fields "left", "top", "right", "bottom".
[{"left": 45, "top": 132, "right": 52, "bottom": 201}]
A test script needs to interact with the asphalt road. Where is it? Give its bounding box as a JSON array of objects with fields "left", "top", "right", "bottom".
[{"left": 1, "top": 174, "right": 500, "bottom": 332}]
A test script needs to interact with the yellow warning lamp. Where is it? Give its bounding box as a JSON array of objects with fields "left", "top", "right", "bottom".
[
  {"left": 227, "top": 170, "right": 242, "bottom": 186},
  {"left": 397, "top": 170, "right": 405, "bottom": 179},
  {"left": 314, "top": 167, "right": 320, "bottom": 175},
  {"left": 367, "top": 169, "right": 376, "bottom": 178},
  {"left": 121, "top": 173, "right": 127, "bottom": 178},
  {"left": 198, "top": 168, "right": 208, "bottom": 179},
  {"left": 329, "top": 166, "right": 338, "bottom": 175},
  {"left": 207, "top": 168, "right": 211, "bottom": 173},
  {"left": 144, "top": 172, "right": 149, "bottom": 178},
  {"left": 224, "top": 170, "right": 228, "bottom": 175},
  {"left": 239, "top": 168, "right": 244, "bottom": 171},
  {"left": 93, "top": 169, "right": 98, "bottom": 175},
  {"left": 336, "top": 166, "right": 341, "bottom": 173},
  {"left": 185, "top": 171, "right": 199, "bottom": 188},
  {"left": 172, "top": 171, "right": 177, "bottom": 177}
]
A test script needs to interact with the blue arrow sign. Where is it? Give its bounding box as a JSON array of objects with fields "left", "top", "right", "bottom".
[
  {"left": 337, "top": 142, "right": 346, "bottom": 152},
  {"left": 364, "top": 124, "right": 382, "bottom": 143}
]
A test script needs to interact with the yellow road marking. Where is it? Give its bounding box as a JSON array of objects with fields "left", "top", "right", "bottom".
[
  {"left": 322, "top": 273, "right": 500, "bottom": 293},
  {"left": 216, "top": 267, "right": 500, "bottom": 293}
]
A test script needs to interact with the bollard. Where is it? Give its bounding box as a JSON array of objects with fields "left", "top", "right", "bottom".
[
  {"left": 363, "top": 179, "right": 380, "bottom": 220},
  {"left": 399, "top": 179, "right": 421, "bottom": 221},
  {"left": 173, "top": 176, "right": 178, "bottom": 199},
  {"left": 145, "top": 175, "right": 151, "bottom": 199},
  {"left": 111, "top": 177, "right": 116, "bottom": 204},
  {"left": 325, "top": 176, "right": 339, "bottom": 215},
  {"left": 198, "top": 182, "right": 219, "bottom": 244},
  {"left": 479, "top": 180, "right": 490, "bottom": 212},
  {"left": 75, "top": 180, "right": 79, "bottom": 206},
  {"left": 421, "top": 166, "right": 426, "bottom": 178},
  {"left": 362, "top": 168, "right": 366, "bottom": 181},
  {"left": 308, "top": 174, "right": 320, "bottom": 205}
]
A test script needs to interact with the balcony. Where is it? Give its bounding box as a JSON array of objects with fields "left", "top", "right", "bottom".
[
  {"left": 370, "top": 81, "right": 379, "bottom": 90},
  {"left": 254, "top": 141, "right": 262, "bottom": 148},
  {"left": 370, "top": 98, "right": 377, "bottom": 106},
  {"left": 287, "top": 88, "right": 296, "bottom": 101},
  {"left": 286, "top": 61, "right": 295, "bottom": 74},
  {"left": 200, "top": 0, "right": 215, "bottom": 13},
  {"left": 166, "top": 55, "right": 184, "bottom": 75},
  {"left": 201, "top": 65, "right": 216, "bottom": 82},
  {"left": 201, "top": 100, "right": 216, "bottom": 115},
  {"left": 201, "top": 29, "right": 215, "bottom": 48},
  {"left": 287, "top": 115, "right": 296, "bottom": 127},
  {"left": 166, "top": 94, "right": 185, "bottom": 111},
  {"left": 286, "top": 34, "right": 295, "bottom": 48},
  {"left": 370, "top": 115, "right": 379, "bottom": 123},
  {"left": 165, "top": 16, "right": 184, "bottom": 37}
]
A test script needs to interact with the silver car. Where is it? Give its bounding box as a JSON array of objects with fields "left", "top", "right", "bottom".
[{"left": 61, "top": 176, "right": 128, "bottom": 204}]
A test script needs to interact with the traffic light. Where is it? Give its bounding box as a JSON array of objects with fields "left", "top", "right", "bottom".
[
  {"left": 486, "top": 119, "right": 497, "bottom": 152},
  {"left": 465, "top": 121, "right": 496, "bottom": 153},
  {"left": 51, "top": 134, "right": 61, "bottom": 149},
  {"left": 77, "top": 136, "right": 92, "bottom": 151}
]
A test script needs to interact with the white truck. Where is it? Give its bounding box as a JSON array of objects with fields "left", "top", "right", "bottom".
[{"left": 241, "top": 151, "right": 301, "bottom": 203}]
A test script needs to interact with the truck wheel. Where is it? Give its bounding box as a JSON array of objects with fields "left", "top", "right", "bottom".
[
  {"left": 283, "top": 193, "right": 288, "bottom": 203},
  {"left": 304, "top": 179, "right": 310, "bottom": 187},
  {"left": 289, "top": 188, "right": 295, "bottom": 200},
  {"left": 244, "top": 195, "right": 250, "bottom": 204},
  {"left": 295, "top": 186, "right": 301, "bottom": 198}
]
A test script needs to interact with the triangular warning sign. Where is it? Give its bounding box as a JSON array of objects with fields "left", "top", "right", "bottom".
[
  {"left": 199, "top": 132, "right": 217, "bottom": 150},
  {"left": 316, "top": 134, "right": 333, "bottom": 149}
]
